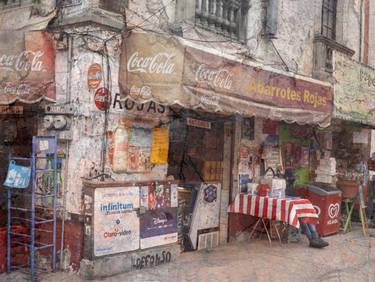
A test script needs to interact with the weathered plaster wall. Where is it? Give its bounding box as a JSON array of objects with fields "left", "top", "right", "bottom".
[
  {"left": 340, "top": 0, "right": 362, "bottom": 60},
  {"left": 46, "top": 28, "right": 170, "bottom": 214},
  {"left": 368, "top": 1, "right": 375, "bottom": 68}
]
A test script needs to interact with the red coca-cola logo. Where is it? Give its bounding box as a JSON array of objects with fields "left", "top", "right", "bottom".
[{"left": 95, "top": 87, "right": 111, "bottom": 111}]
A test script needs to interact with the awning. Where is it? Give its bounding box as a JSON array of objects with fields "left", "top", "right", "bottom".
[
  {"left": 333, "top": 51, "right": 375, "bottom": 126},
  {"left": 0, "top": 31, "right": 55, "bottom": 105},
  {"left": 119, "top": 32, "right": 332, "bottom": 127}
]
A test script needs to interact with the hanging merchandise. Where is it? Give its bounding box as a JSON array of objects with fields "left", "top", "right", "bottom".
[
  {"left": 151, "top": 128, "right": 169, "bottom": 164},
  {"left": 4, "top": 160, "right": 31, "bottom": 189},
  {"left": 260, "top": 167, "right": 286, "bottom": 198},
  {"left": 112, "top": 120, "right": 128, "bottom": 173},
  {"left": 40, "top": 155, "right": 63, "bottom": 207}
]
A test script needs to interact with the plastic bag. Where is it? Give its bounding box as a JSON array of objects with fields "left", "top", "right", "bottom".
[{"left": 3, "top": 160, "right": 31, "bottom": 189}]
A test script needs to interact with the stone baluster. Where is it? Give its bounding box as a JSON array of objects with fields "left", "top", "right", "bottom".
[
  {"left": 215, "top": 0, "right": 223, "bottom": 32},
  {"left": 196, "top": 0, "right": 202, "bottom": 24},
  {"left": 208, "top": 0, "right": 216, "bottom": 28}
]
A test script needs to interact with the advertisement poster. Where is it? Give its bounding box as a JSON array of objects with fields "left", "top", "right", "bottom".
[
  {"left": 151, "top": 128, "right": 169, "bottom": 164},
  {"left": 334, "top": 51, "right": 375, "bottom": 126},
  {"left": 140, "top": 207, "right": 178, "bottom": 249},
  {"left": 94, "top": 187, "right": 140, "bottom": 256},
  {"left": 189, "top": 183, "right": 221, "bottom": 249},
  {"left": 127, "top": 125, "right": 152, "bottom": 173},
  {"left": 0, "top": 31, "right": 56, "bottom": 104},
  {"left": 141, "top": 183, "right": 178, "bottom": 210}
]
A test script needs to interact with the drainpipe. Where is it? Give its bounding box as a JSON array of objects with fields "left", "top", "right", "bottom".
[
  {"left": 60, "top": 34, "right": 73, "bottom": 270},
  {"left": 359, "top": 0, "right": 364, "bottom": 62}
]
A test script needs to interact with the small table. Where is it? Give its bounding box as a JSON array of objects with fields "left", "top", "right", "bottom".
[{"left": 228, "top": 193, "right": 319, "bottom": 245}]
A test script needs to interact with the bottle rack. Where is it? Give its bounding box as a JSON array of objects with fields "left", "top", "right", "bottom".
[{"left": 6, "top": 136, "right": 60, "bottom": 281}]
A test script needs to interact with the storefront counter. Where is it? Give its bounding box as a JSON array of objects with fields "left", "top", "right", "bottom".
[{"left": 80, "top": 179, "right": 180, "bottom": 278}]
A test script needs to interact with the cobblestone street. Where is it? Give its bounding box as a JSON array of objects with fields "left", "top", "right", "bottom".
[{"left": 1, "top": 227, "right": 374, "bottom": 282}]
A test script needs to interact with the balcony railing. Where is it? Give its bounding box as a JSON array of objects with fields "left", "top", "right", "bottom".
[
  {"left": 0, "top": 0, "right": 22, "bottom": 10},
  {"left": 195, "top": 0, "right": 242, "bottom": 39},
  {"left": 56, "top": 0, "right": 82, "bottom": 7}
]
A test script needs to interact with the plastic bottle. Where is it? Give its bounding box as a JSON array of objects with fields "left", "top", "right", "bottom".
[{"left": 112, "top": 120, "right": 128, "bottom": 173}]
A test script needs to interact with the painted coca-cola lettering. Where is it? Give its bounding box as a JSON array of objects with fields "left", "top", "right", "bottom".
[
  {"left": 200, "top": 95, "right": 220, "bottom": 108},
  {"left": 0, "top": 84, "right": 31, "bottom": 96},
  {"left": 129, "top": 85, "right": 152, "bottom": 99},
  {"left": 0, "top": 31, "right": 55, "bottom": 103},
  {"left": 127, "top": 52, "right": 176, "bottom": 75},
  {"left": 0, "top": 51, "right": 46, "bottom": 73},
  {"left": 195, "top": 64, "right": 233, "bottom": 90}
]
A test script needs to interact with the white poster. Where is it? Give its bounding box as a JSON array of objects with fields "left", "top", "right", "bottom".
[
  {"left": 94, "top": 187, "right": 140, "bottom": 256},
  {"left": 140, "top": 233, "right": 178, "bottom": 249}
]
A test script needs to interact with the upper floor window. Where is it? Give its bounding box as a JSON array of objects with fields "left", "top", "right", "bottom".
[
  {"left": 195, "top": 0, "right": 248, "bottom": 41},
  {"left": 321, "top": 0, "right": 337, "bottom": 40}
]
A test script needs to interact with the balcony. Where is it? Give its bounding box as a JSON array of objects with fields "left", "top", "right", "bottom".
[
  {"left": 313, "top": 34, "right": 355, "bottom": 81},
  {"left": 0, "top": 0, "right": 31, "bottom": 10},
  {"left": 54, "top": 0, "right": 127, "bottom": 30},
  {"left": 195, "top": 0, "right": 248, "bottom": 41}
]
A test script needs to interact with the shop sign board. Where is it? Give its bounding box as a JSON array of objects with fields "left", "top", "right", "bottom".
[
  {"left": 186, "top": 117, "right": 211, "bottom": 129},
  {"left": 334, "top": 51, "right": 375, "bottom": 126},
  {"left": 93, "top": 186, "right": 140, "bottom": 256},
  {"left": 119, "top": 32, "right": 332, "bottom": 127},
  {"left": 119, "top": 32, "right": 185, "bottom": 104},
  {"left": 183, "top": 47, "right": 332, "bottom": 126},
  {"left": 0, "top": 31, "right": 55, "bottom": 105}
]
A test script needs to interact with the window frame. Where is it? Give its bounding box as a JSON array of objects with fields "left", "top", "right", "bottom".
[{"left": 321, "top": 0, "right": 337, "bottom": 40}]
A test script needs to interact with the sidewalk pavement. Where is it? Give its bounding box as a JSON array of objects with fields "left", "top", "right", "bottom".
[{"left": 1, "top": 227, "right": 374, "bottom": 282}]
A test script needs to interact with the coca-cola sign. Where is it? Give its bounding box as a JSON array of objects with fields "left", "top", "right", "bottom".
[
  {"left": 195, "top": 64, "right": 233, "bottom": 90},
  {"left": 119, "top": 32, "right": 184, "bottom": 104},
  {"left": 0, "top": 51, "right": 46, "bottom": 73},
  {"left": 127, "top": 52, "right": 176, "bottom": 75},
  {"left": 0, "top": 31, "right": 55, "bottom": 104},
  {"left": 95, "top": 87, "right": 111, "bottom": 111}
]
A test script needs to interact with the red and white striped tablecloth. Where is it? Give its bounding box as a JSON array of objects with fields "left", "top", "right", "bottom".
[{"left": 227, "top": 193, "right": 318, "bottom": 228}]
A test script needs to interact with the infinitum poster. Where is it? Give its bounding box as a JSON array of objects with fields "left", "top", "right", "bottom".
[{"left": 94, "top": 186, "right": 140, "bottom": 256}]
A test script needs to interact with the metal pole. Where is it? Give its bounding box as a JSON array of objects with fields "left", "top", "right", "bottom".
[
  {"left": 52, "top": 138, "right": 57, "bottom": 272},
  {"left": 31, "top": 138, "right": 36, "bottom": 281},
  {"left": 7, "top": 183, "right": 11, "bottom": 273}
]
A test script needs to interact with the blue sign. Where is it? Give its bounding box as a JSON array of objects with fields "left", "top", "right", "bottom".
[
  {"left": 140, "top": 207, "right": 177, "bottom": 239},
  {"left": 4, "top": 160, "right": 31, "bottom": 189}
]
